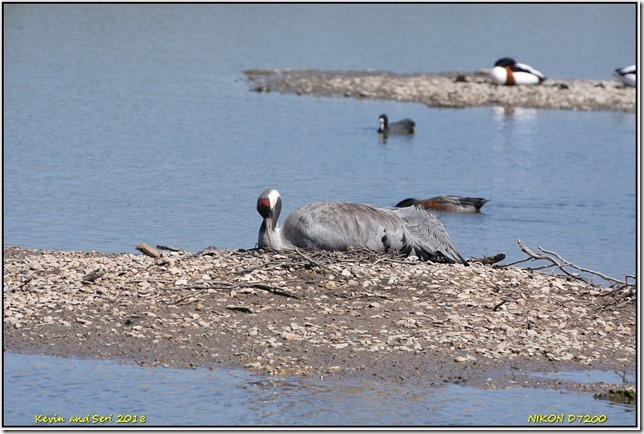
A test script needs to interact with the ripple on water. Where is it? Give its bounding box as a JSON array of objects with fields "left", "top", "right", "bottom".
[{"left": 4, "top": 353, "right": 636, "bottom": 427}]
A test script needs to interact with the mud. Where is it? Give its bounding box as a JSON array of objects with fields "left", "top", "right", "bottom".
[{"left": 3, "top": 246, "right": 636, "bottom": 396}]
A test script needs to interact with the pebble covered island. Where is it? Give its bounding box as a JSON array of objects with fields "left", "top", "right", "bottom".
[
  {"left": 3, "top": 244, "right": 636, "bottom": 399},
  {"left": 244, "top": 69, "right": 636, "bottom": 112}
]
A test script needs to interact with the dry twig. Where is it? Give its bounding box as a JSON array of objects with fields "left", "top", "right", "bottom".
[
  {"left": 293, "top": 248, "right": 342, "bottom": 276},
  {"left": 247, "top": 283, "right": 299, "bottom": 299},
  {"left": 136, "top": 243, "right": 161, "bottom": 259},
  {"left": 156, "top": 245, "right": 186, "bottom": 252},
  {"left": 511, "top": 239, "right": 635, "bottom": 291}
]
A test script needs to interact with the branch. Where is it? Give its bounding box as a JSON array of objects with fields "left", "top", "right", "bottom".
[
  {"left": 517, "top": 240, "right": 590, "bottom": 283},
  {"left": 537, "top": 246, "right": 626, "bottom": 285},
  {"left": 247, "top": 283, "right": 299, "bottom": 299},
  {"left": 469, "top": 253, "right": 506, "bottom": 265},
  {"left": 156, "top": 245, "right": 186, "bottom": 252},
  {"left": 516, "top": 239, "right": 635, "bottom": 288},
  {"left": 82, "top": 268, "right": 106, "bottom": 284},
  {"left": 293, "top": 248, "right": 343, "bottom": 276},
  {"left": 136, "top": 243, "right": 162, "bottom": 259}
]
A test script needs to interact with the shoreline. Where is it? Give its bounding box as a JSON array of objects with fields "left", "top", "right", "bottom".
[
  {"left": 3, "top": 246, "right": 636, "bottom": 396},
  {"left": 244, "top": 69, "right": 636, "bottom": 112}
]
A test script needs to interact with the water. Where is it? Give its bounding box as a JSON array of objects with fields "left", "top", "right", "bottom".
[
  {"left": 3, "top": 353, "right": 636, "bottom": 427},
  {"left": 2, "top": 4, "right": 638, "bottom": 427},
  {"left": 528, "top": 369, "right": 635, "bottom": 385},
  {"left": 3, "top": 4, "right": 637, "bottom": 282}
]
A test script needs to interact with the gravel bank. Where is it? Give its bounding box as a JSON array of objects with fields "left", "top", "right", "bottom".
[
  {"left": 244, "top": 69, "right": 636, "bottom": 112},
  {"left": 3, "top": 246, "right": 635, "bottom": 394}
]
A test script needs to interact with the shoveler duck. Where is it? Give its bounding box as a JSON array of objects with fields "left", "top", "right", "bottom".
[
  {"left": 378, "top": 114, "right": 415, "bottom": 135},
  {"left": 615, "top": 65, "right": 636, "bottom": 87},
  {"left": 490, "top": 57, "right": 546, "bottom": 85},
  {"left": 396, "top": 196, "right": 489, "bottom": 213}
]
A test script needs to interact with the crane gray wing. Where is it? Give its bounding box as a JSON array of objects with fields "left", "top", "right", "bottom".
[
  {"left": 281, "top": 202, "right": 466, "bottom": 264},
  {"left": 395, "top": 206, "right": 467, "bottom": 264},
  {"left": 282, "top": 202, "right": 405, "bottom": 252}
]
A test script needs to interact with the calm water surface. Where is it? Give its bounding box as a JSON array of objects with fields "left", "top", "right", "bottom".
[
  {"left": 4, "top": 4, "right": 636, "bottom": 282},
  {"left": 3, "top": 353, "right": 636, "bottom": 427},
  {"left": 3, "top": 4, "right": 638, "bottom": 427}
]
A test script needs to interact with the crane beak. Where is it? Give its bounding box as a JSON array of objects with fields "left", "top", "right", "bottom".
[
  {"left": 266, "top": 224, "right": 274, "bottom": 247},
  {"left": 262, "top": 217, "right": 275, "bottom": 248}
]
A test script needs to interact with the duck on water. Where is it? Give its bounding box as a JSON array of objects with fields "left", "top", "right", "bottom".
[
  {"left": 378, "top": 114, "right": 416, "bottom": 135},
  {"left": 256, "top": 188, "right": 467, "bottom": 265},
  {"left": 396, "top": 196, "right": 489, "bottom": 213}
]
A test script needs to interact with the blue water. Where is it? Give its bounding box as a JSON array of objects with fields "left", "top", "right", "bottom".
[
  {"left": 2, "top": 4, "right": 638, "bottom": 427},
  {"left": 3, "top": 353, "right": 636, "bottom": 427},
  {"left": 3, "top": 4, "right": 636, "bottom": 283}
]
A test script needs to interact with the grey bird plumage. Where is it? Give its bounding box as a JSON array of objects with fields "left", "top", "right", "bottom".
[
  {"left": 257, "top": 188, "right": 467, "bottom": 264},
  {"left": 378, "top": 114, "right": 416, "bottom": 135}
]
